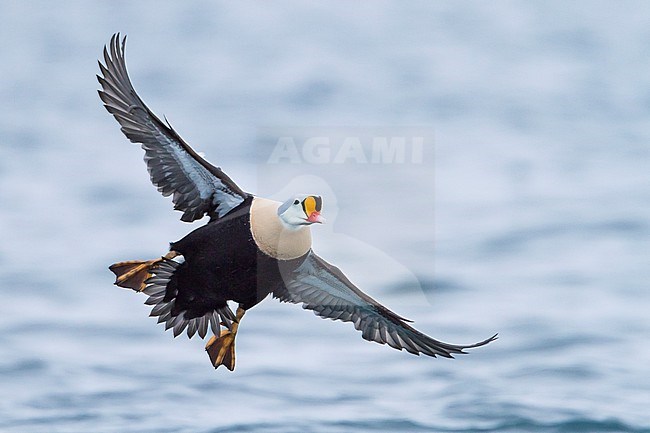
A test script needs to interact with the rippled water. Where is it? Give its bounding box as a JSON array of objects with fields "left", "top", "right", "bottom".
[{"left": 1, "top": 2, "right": 649, "bottom": 432}]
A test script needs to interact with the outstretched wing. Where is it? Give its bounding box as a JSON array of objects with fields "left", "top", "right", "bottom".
[
  {"left": 97, "top": 33, "right": 248, "bottom": 222},
  {"left": 275, "top": 252, "right": 497, "bottom": 358}
]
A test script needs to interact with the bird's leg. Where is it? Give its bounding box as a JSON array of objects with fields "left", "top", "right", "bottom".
[
  {"left": 110, "top": 251, "right": 179, "bottom": 292},
  {"left": 205, "top": 306, "right": 245, "bottom": 371}
]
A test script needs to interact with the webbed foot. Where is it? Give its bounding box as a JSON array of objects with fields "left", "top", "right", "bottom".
[{"left": 205, "top": 307, "right": 245, "bottom": 371}]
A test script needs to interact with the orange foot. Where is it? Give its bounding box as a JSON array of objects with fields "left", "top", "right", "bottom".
[
  {"left": 205, "top": 307, "right": 245, "bottom": 371},
  {"left": 109, "top": 251, "right": 178, "bottom": 292}
]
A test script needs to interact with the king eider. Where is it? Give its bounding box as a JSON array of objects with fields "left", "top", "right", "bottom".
[{"left": 98, "top": 34, "right": 497, "bottom": 371}]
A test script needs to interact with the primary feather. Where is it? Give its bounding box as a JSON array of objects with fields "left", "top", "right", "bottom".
[
  {"left": 97, "top": 33, "right": 248, "bottom": 222},
  {"left": 276, "top": 252, "right": 498, "bottom": 357}
]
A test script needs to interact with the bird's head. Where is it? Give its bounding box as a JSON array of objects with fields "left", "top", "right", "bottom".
[{"left": 277, "top": 194, "right": 325, "bottom": 228}]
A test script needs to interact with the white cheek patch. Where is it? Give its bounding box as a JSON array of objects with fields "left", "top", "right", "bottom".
[{"left": 250, "top": 197, "right": 312, "bottom": 260}]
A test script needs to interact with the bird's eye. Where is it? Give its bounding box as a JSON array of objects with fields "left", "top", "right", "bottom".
[{"left": 294, "top": 200, "right": 299, "bottom": 205}]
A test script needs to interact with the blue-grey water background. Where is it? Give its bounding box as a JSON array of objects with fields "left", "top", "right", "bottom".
[{"left": 1, "top": 1, "right": 649, "bottom": 432}]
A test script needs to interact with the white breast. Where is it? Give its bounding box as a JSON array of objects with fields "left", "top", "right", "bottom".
[{"left": 249, "top": 197, "right": 312, "bottom": 260}]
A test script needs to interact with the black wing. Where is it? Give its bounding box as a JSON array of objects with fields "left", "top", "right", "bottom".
[
  {"left": 275, "top": 251, "right": 497, "bottom": 358},
  {"left": 97, "top": 33, "right": 248, "bottom": 222}
]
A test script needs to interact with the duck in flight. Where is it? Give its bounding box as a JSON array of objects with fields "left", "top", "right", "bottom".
[{"left": 98, "top": 34, "right": 496, "bottom": 371}]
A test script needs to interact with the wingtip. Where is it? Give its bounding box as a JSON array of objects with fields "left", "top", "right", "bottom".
[
  {"left": 474, "top": 332, "right": 499, "bottom": 347},
  {"left": 110, "top": 32, "right": 123, "bottom": 44},
  {"left": 450, "top": 332, "right": 498, "bottom": 355},
  {"left": 106, "top": 32, "right": 127, "bottom": 56}
]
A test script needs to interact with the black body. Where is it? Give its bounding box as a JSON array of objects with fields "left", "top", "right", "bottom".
[{"left": 166, "top": 197, "right": 305, "bottom": 318}]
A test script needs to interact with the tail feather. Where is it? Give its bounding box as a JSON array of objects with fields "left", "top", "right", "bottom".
[{"left": 110, "top": 255, "right": 236, "bottom": 340}]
